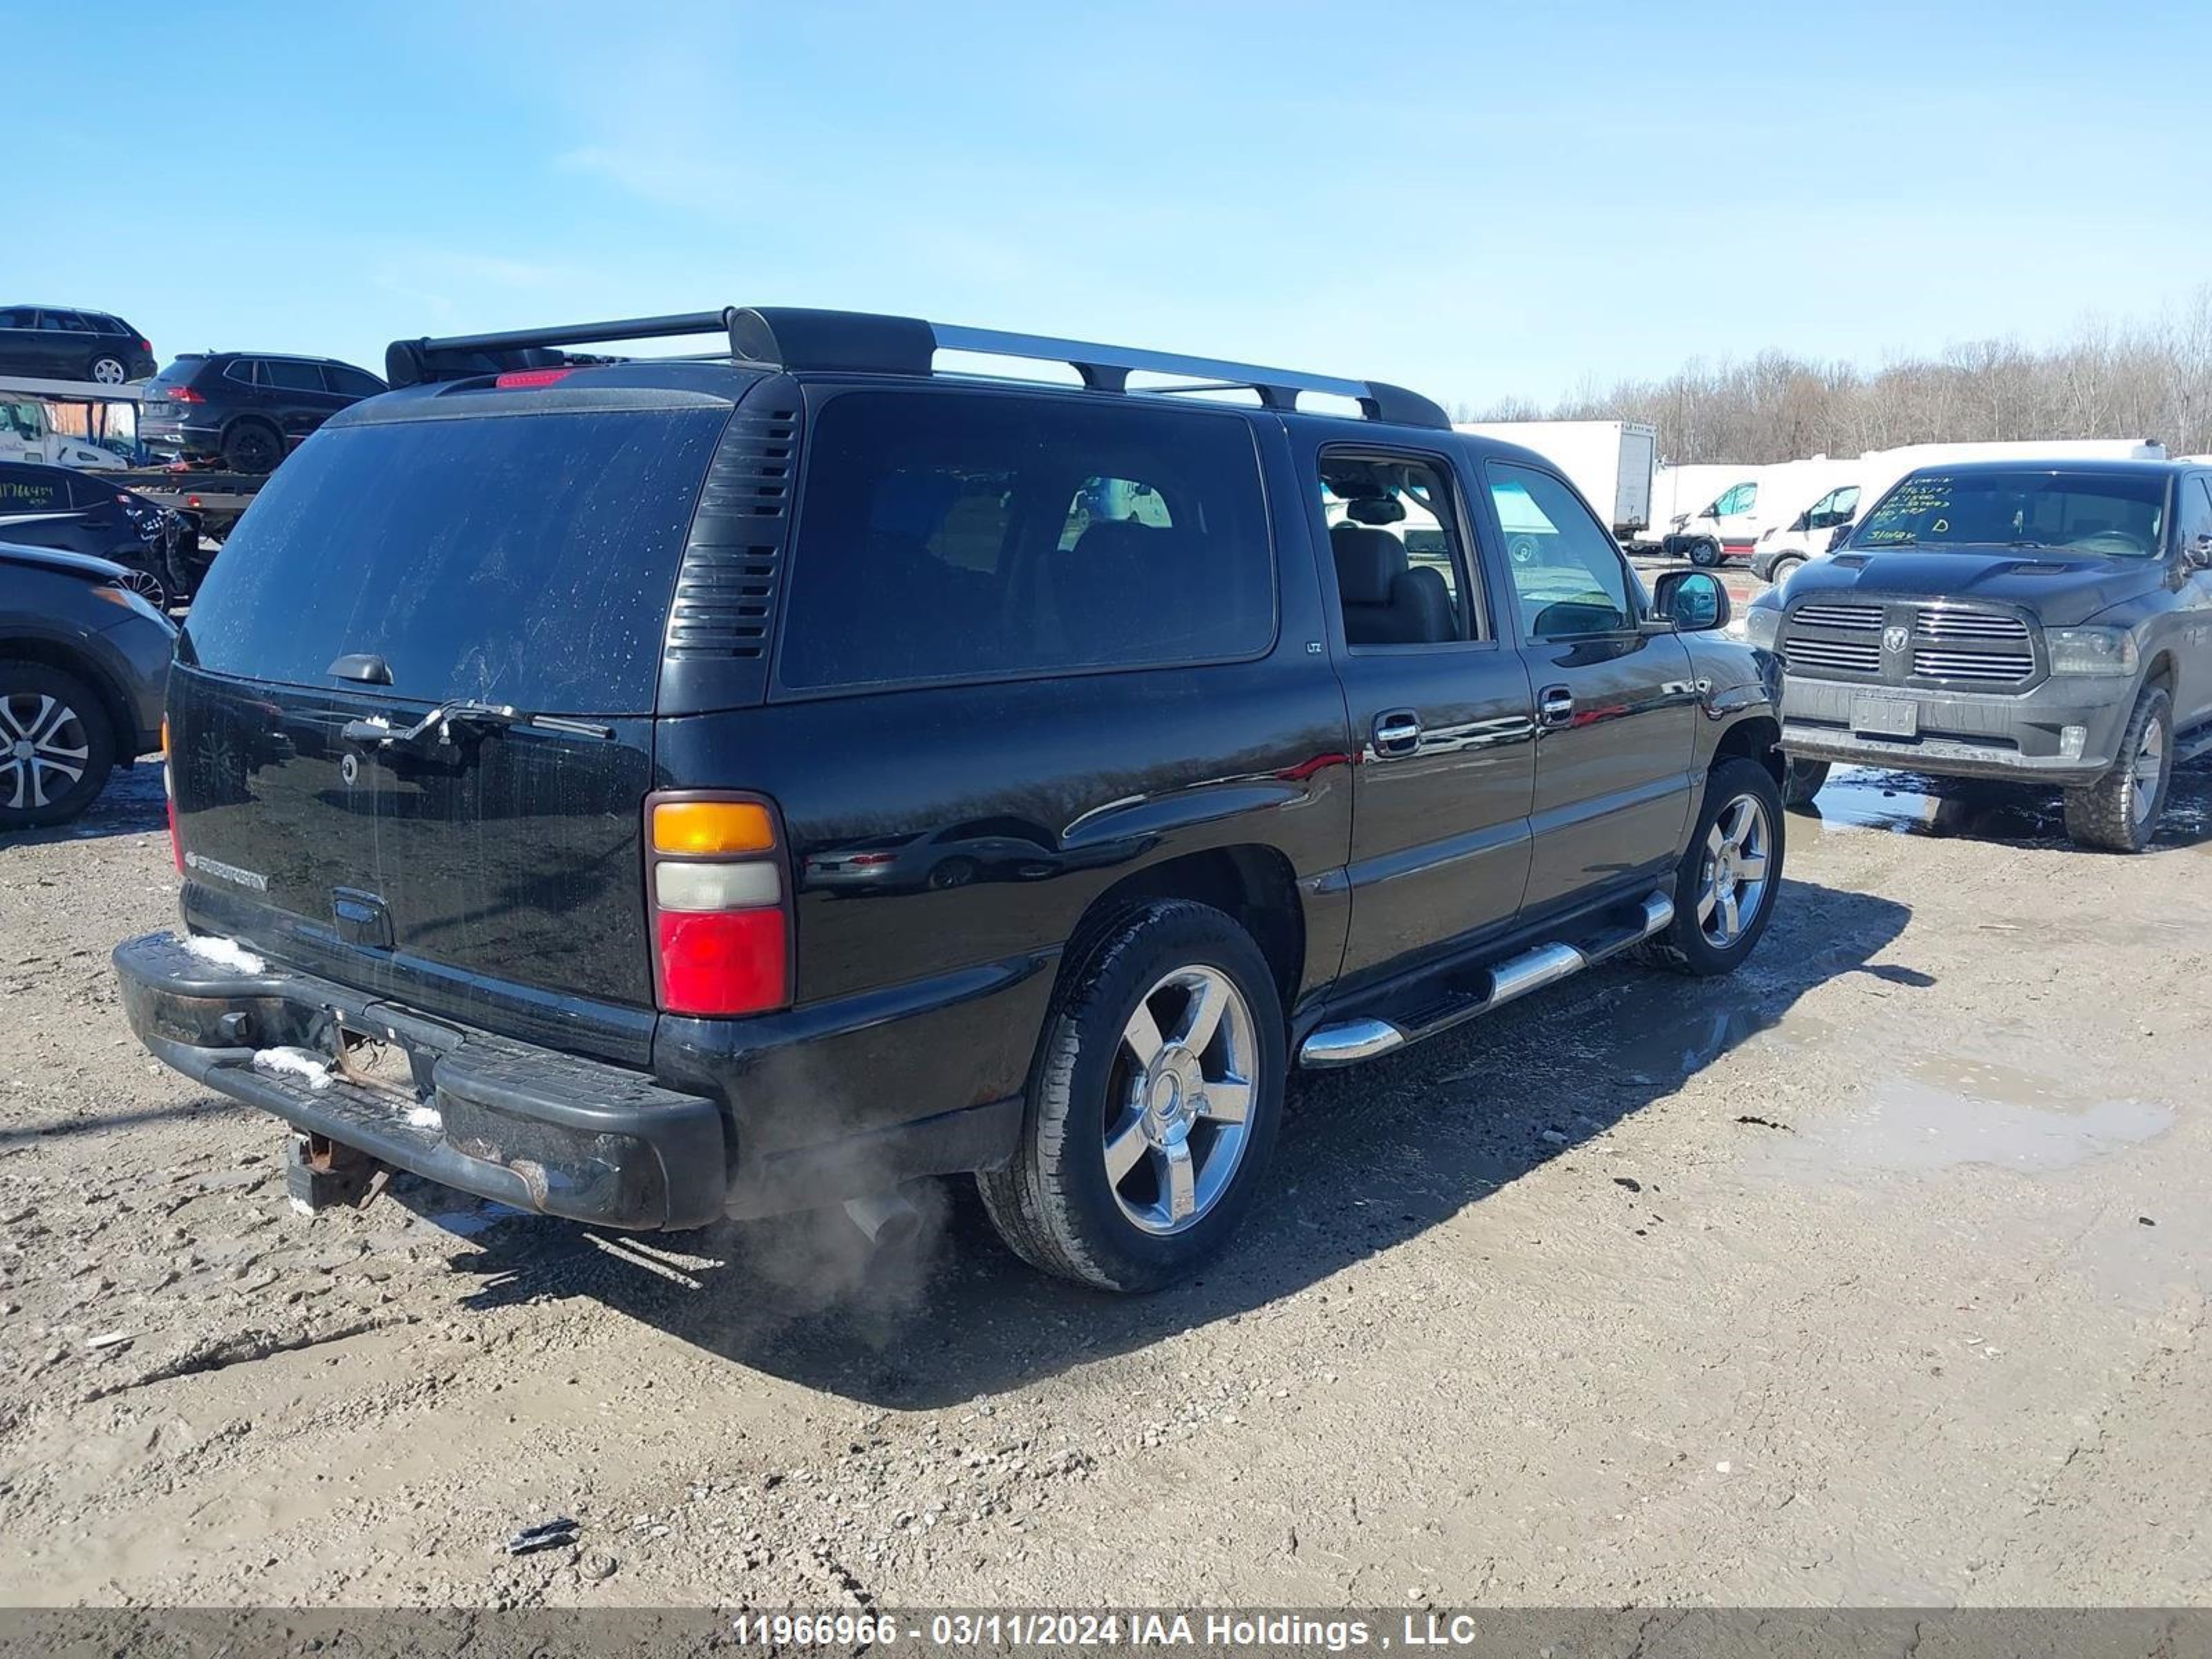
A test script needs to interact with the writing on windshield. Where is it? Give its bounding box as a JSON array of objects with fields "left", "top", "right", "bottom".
[{"left": 1856, "top": 471, "right": 2166, "bottom": 557}]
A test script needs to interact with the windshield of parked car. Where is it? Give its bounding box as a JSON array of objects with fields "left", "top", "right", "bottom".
[{"left": 1853, "top": 470, "right": 2168, "bottom": 557}]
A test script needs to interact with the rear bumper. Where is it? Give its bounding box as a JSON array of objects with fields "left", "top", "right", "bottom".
[{"left": 113, "top": 931, "right": 731, "bottom": 1230}]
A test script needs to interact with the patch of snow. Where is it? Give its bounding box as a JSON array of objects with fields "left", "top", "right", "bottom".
[
  {"left": 400, "top": 1103, "right": 443, "bottom": 1133},
  {"left": 252, "top": 1046, "right": 333, "bottom": 1091},
  {"left": 182, "top": 934, "right": 265, "bottom": 975}
]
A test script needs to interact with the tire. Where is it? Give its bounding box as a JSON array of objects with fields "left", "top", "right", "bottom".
[
  {"left": 221, "top": 422, "right": 283, "bottom": 474},
  {"left": 1768, "top": 555, "right": 1805, "bottom": 586},
  {"left": 0, "top": 662, "right": 118, "bottom": 830},
  {"left": 1781, "top": 756, "right": 1830, "bottom": 811},
  {"left": 978, "top": 899, "right": 1286, "bottom": 1292},
  {"left": 928, "top": 856, "right": 978, "bottom": 890},
  {"left": 2063, "top": 684, "right": 2172, "bottom": 853},
  {"left": 1636, "top": 756, "right": 1785, "bottom": 977},
  {"left": 88, "top": 355, "right": 128, "bottom": 386},
  {"left": 1688, "top": 538, "right": 1723, "bottom": 568}
]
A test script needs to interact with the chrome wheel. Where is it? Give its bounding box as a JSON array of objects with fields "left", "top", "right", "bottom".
[
  {"left": 1697, "top": 792, "right": 1772, "bottom": 948},
  {"left": 90, "top": 357, "right": 127, "bottom": 385},
  {"left": 1103, "top": 965, "right": 1257, "bottom": 1236},
  {"left": 2131, "top": 714, "right": 2165, "bottom": 829},
  {"left": 115, "top": 566, "right": 167, "bottom": 608},
  {"left": 0, "top": 692, "right": 91, "bottom": 812}
]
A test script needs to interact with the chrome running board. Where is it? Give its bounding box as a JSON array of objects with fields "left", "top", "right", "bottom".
[{"left": 1297, "top": 888, "right": 1675, "bottom": 1069}]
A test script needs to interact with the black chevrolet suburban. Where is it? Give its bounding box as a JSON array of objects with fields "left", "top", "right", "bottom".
[
  {"left": 115, "top": 307, "right": 1785, "bottom": 1291},
  {"left": 1750, "top": 459, "right": 2212, "bottom": 852}
]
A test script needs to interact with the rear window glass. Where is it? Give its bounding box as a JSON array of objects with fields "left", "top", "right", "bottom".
[
  {"left": 183, "top": 409, "right": 727, "bottom": 713},
  {"left": 780, "top": 391, "right": 1272, "bottom": 690}
]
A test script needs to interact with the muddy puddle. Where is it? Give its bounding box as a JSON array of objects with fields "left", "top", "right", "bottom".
[
  {"left": 1798, "top": 764, "right": 2212, "bottom": 847},
  {"left": 1774, "top": 1047, "right": 2173, "bottom": 1179}
]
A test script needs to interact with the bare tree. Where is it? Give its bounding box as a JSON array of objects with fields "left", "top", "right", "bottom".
[{"left": 1470, "top": 286, "right": 2212, "bottom": 461}]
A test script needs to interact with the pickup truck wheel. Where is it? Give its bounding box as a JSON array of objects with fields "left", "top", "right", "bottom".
[
  {"left": 2063, "top": 685, "right": 2171, "bottom": 853},
  {"left": 0, "top": 663, "right": 116, "bottom": 830},
  {"left": 1782, "top": 757, "right": 1830, "bottom": 811},
  {"left": 1636, "top": 757, "right": 1784, "bottom": 977},
  {"left": 978, "top": 899, "right": 1285, "bottom": 1292}
]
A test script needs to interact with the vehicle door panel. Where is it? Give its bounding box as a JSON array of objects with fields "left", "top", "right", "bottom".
[
  {"left": 1479, "top": 458, "right": 1698, "bottom": 920},
  {"left": 2173, "top": 476, "right": 2212, "bottom": 727},
  {"left": 1304, "top": 434, "right": 1537, "bottom": 988}
]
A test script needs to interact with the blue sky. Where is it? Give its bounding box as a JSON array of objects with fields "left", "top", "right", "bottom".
[{"left": 19, "top": 1, "right": 2209, "bottom": 406}]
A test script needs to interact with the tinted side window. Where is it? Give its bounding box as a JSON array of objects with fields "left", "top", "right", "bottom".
[
  {"left": 0, "top": 467, "right": 67, "bottom": 513},
  {"left": 224, "top": 359, "right": 261, "bottom": 387},
  {"left": 0, "top": 308, "right": 36, "bottom": 329},
  {"left": 1490, "top": 462, "right": 1634, "bottom": 639},
  {"left": 2180, "top": 476, "right": 2212, "bottom": 554},
  {"left": 326, "top": 365, "right": 386, "bottom": 398},
  {"left": 780, "top": 393, "right": 1273, "bottom": 690},
  {"left": 261, "top": 359, "right": 326, "bottom": 392}
]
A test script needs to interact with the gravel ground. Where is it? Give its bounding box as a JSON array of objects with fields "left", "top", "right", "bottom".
[{"left": 1, "top": 759, "right": 2207, "bottom": 1609}]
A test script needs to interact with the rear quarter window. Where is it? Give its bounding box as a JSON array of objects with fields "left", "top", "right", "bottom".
[
  {"left": 778, "top": 391, "right": 1273, "bottom": 691},
  {"left": 182, "top": 409, "right": 729, "bottom": 714}
]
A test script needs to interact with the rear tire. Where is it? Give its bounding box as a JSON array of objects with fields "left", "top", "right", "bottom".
[
  {"left": 221, "top": 422, "right": 283, "bottom": 474},
  {"left": 978, "top": 899, "right": 1285, "bottom": 1292},
  {"left": 1637, "top": 756, "right": 1784, "bottom": 977},
  {"left": 2063, "top": 684, "right": 2171, "bottom": 853},
  {"left": 88, "top": 355, "right": 128, "bottom": 385},
  {"left": 1782, "top": 756, "right": 1830, "bottom": 811},
  {"left": 0, "top": 662, "right": 117, "bottom": 830}
]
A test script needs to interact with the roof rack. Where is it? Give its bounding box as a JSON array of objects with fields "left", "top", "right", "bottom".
[{"left": 384, "top": 306, "right": 1451, "bottom": 429}]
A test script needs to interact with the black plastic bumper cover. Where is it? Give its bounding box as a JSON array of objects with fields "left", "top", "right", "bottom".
[{"left": 113, "top": 932, "right": 729, "bottom": 1230}]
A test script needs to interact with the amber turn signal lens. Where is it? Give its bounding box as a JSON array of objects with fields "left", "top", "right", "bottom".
[{"left": 652, "top": 800, "right": 776, "bottom": 856}]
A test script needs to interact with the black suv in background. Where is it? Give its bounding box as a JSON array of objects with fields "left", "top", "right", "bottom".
[
  {"left": 115, "top": 307, "right": 1784, "bottom": 1292},
  {"left": 141, "top": 353, "right": 388, "bottom": 473},
  {"left": 0, "top": 462, "right": 203, "bottom": 608},
  {"left": 0, "top": 306, "right": 157, "bottom": 385}
]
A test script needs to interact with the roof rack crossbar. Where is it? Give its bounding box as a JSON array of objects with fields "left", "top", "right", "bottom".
[{"left": 384, "top": 306, "right": 1452, "bottom": 427}]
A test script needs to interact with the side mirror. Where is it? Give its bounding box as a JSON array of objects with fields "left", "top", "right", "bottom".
[
  {"left": 1653, "top": 569, "right": 1730, "bottom": 632},
  {"left": 1826, "top": 523, "right": 1853, "bottom": 552},
  {"left": 2191, "top": 534, "right": 2212, "bottom": 571}
]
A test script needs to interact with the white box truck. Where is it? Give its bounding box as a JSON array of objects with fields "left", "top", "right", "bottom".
[{"left": 1455, "top": 419, "right": 1656, "bottom": 540}]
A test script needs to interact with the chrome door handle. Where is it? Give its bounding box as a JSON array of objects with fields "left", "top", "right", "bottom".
[
  {"left": 1538, "top": 686, "right": 1575, "bottom": 728},
  {"left": 1371, "top": 710, "right": 1423, "bottom": 757}
]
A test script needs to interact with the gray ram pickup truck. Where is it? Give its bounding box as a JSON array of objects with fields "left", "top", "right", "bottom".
[{"left": 1747, "top": 458, "right": 2212, "bottom": 852}]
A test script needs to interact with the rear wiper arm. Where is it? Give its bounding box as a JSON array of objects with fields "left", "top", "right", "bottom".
[{"left": 341, "top": 700, "right": 614, "bottom": 749}]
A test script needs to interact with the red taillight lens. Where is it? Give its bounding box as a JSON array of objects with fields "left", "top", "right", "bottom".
[
  {"left": 494, "top": 367, "right": 575, "bottom": 389},
  {"left": 170, "top": 386, "right": 204, "bottom": 404},
  {"left": 646, "top": 791, "right": 792, "bottom": 1017},
  {"left": 655, "top": 909, "right": 787, "bottom": 1015}
]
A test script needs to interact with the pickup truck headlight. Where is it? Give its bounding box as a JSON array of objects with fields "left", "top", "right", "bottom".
[
  {"left": 1743, "top": 606, "right": 1781, "bottom": 650},
  {"left": 2045, "top": 626, "right": 2139, "bottom": 677}
]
